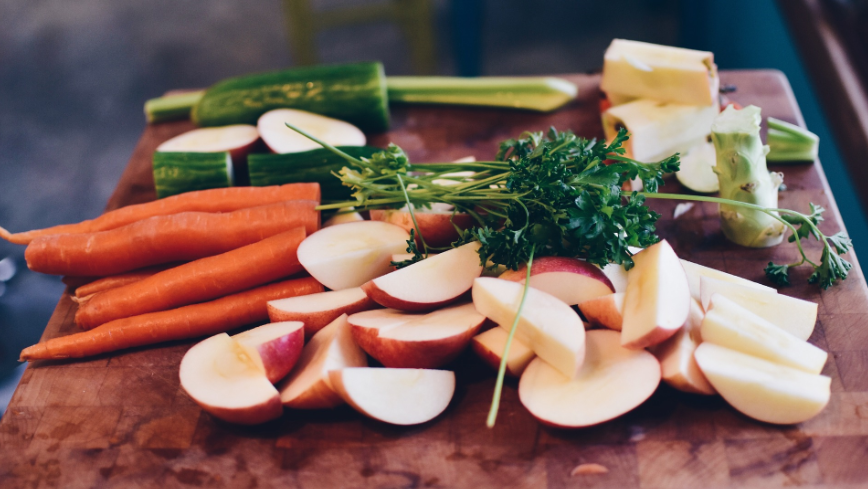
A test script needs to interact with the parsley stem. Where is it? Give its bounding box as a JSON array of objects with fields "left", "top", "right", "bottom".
[
  {"left": 396, "top": 173, "right": 431, "bottom": 256},
  {"left": 486, "top": 246, "right": 535, "bottom": 429},
  {"left": 284, "top": 123, "right": 366, "bottom": 167}
]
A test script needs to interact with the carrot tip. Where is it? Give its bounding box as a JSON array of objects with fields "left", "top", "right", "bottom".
[{"left": 0, "top": 225, "right": 12, "bottom": 242}]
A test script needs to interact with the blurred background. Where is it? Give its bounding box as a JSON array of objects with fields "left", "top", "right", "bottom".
[{"left": 1, "top": 0, "right": 865, "bottom": 415}]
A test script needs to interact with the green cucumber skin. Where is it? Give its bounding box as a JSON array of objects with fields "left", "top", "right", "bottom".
[
  {"left": 248, "top": 146, "right": 381, "bottom": 201},
  {"left": 153, "top": 152, "right": 232, "bottom": 199},
  {"left": 192, "top": 62, "right": 390, "bottom": 133}
]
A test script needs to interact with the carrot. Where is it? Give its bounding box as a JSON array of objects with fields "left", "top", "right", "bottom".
[
  {"left": 74, "top": 227, "right": 308, "bottom": 330},
  {"left": 62, "top": 276, "right": 98, "bottom": 290},
  {"left": 25, "top": 200, "right": 319, "bottom": 276},
  {"left": 20, "top": 277, "right": 323, "bottom": 360},
  {"left": 0, "top": 183, "right": 320, "bottom": 245},
  {"left": 73, "top": 263, "right": 183, "bottom": 299}
]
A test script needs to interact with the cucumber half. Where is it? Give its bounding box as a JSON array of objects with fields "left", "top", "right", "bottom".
[{"left": 153, "top": 152, "right": 233, "bottom": 199}]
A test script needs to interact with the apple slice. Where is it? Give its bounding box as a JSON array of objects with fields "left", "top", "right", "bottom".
[
  {"left": 179, "top": 332, "right": 282, "bottom": 425},
  {"left": 599, "top": 263, "right": 628, "bottom": 293},
  {"left": 578, "top": 293, "right": 624, "bottom": 331},
  {"left": 156, "top": 124, "right": 260, "bottom": 161},
  {"left": 369, "top": 205, "right": 476, "bottom": 248},
  {"left": 621, "top": 240, "right": 691, "bottom": 349},
  {"left": 701, "top": 294, "right": 827, "bottom": 374},
  {"left": 257, "top": 108, "right": 366, "bottom": 153},
  {"left": 694, "top": 343, "right": 831, "bottom": 424},
  {"left": 267, "top": 287, "right": 377, "bottom": 338},
  {"left": 699, "top": 276, "right": 817, "bottom": 340},
  {"left": 232, "top": 321, "right": 305, "bottom": 384},
  {"left": 472, "top": 277, "right": 585, "bottom": 378},
  {"left": 328, "top": 368, "right": 455, "bottom": 425},
  {"left": 362, "top": 241, "right": 483, "bottom": 311},
  {"left": 518, "top": 329, "right": 661, "bottom": 428},
  {"left": 498, "top": 257, "right": 614, "bottom": 306},
  {"left": 278, "top": 314, "right": 367, "bottom": 409},
  {"left": 297, "top": 221, "right": 410, "bottom": 291},
  {"left": 650, "top": 299, "right": 715, "bottom": 395},
  {"left": 471, "top": 327, "right": 535, "bottom": 377},
  {"left": 323, "top": 208, "right": 364, "bottom": 227},
  {"left": 681, "top": 259, "right": 774, "bottom": 301},
  {"left": 348, "top": 302, "right": 485, "bottom": 368}
]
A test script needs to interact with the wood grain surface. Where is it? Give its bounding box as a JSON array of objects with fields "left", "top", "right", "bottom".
[{"left": 2, "top": 71, "right": 867, "bottom": 488}]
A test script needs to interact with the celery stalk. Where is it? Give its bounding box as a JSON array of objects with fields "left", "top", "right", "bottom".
[
  {"left": 386, "top": 77, "right": 578, "bottom": 112},
  {"left": 144, "top": 91, "right": 205, "bottom": 123},
  {"left": 766, "top": 117, "right": 819, "bottom": 162}
]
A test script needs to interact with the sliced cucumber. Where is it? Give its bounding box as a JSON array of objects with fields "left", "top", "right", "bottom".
[
  {"left": 152, "top": 152, "right": 233, "bottom": 199},
  {"left": 676, "top": 140, "right": 719, "bottom": 193},
  {"left": 257, "top": 109, "right": 365, "bottom": 154}
]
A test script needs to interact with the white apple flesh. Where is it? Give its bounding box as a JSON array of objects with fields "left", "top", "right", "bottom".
[
  {"left": 578, "top": 293, "right": 624, "bottom": 331},
  {"left": 297, "top": 221, "right": 410, "bottom": 291},
  {"left": 518, "top": 329, "right": 661, "bottom": 428},
  {"left": 257, "top": 108, "right": 366, "bottom": 153},
  {"left": 472, "top": 277, "right": 585, "bottom": 378},
  {"left": 156, "top": 124, "right": 260, "bottom": 161},
  {"left": 267, "top": 287, "right": 377, "bottom": 338},
  {"left": 323, "top": 208, "right": 364, "bottom": 227},
  {"left": 681, "top": 259, "right": 774, "bottom": 301},
  {"left": 278, "top": 314, "right": 368, "bottom": 409},
  {"left": 694, "top": 342, "right": 831, "bottom": 424},
  {"left": 599, "top": 263, "right": 628, "bottom": 293},
  {"left": 179, "top": 333, "right": 282, "bottom": 425},
  {"left": 363, "top": 241, "right": 483, "bottom": 311},
  {"left": 650, "top": 299, "right": 715, "bottom": 395},
  {"left": 232, "top": 321, "right": 305, "bottom": 384},
  {"left": 328, "top": 368, "right": 455, "bottom": 425},
  {"left": 471, "top": 327, "right": 535, "bottom": 377},
  {"left": 497, "top": 257, "right": 614, "bottom": 305},
  {"left": 348, "top": 302, "right": 485, "bottom": 368}
]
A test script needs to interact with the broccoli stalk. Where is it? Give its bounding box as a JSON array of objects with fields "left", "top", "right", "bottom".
[{"left": 712, "top": 105, "right": 786, "bottom": 247}]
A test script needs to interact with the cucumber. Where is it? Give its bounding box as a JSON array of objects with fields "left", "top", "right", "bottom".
[
  {"left": 153, "top": 152, "right": 233, "bottom": 199},
  {"left": 192, "top": 62, "right": 389, "bottom": 133},
  {"left": 248, "top": 146, "right": 381, "bottom": 201}
]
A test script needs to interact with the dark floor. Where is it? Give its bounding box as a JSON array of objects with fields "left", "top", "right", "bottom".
[{"left": 0, "top": 0, "right": 864, "bottom": 413}]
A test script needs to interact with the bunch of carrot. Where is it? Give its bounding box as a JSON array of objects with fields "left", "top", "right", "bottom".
[{"left": 2, "top": 183, "right": 327, "bottom": 361}]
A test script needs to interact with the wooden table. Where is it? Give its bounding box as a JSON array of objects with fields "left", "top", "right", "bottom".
[{"left": 2, "top": 71, "right": 867, "bottom": 488}]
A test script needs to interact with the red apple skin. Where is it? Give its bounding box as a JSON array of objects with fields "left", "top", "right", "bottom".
[
  {"left": 284, "top": 379, "right": 345, "bottom": 410},
  {"left": 267, "top": 295, "right": 379, "bottom": 339},
  {"left": 369, "top": 210, "right": 475, "bottom": 248},
  {"left": 361, "top": 280, "right": 468, "bottom": 312},
  {"left": 471, "top": 341, "right": 528, "bottom": 377},
  {"left": 195, "top": 394, "right": 283, "bottom": 425},
  {"left": 250, "top": 328, "right": 305, "bottom": 384},
  {"left": 499, "top": 257, "right": 615, "bottom": 299},
  {"left": 351, "top": 320, "right": 483, "bottom": 369}
]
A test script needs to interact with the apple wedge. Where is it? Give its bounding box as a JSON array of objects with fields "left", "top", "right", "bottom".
[
  {"left": 472, "top": 277, "right": 585, "bottom": 378},
  {"left": 621, "top": 240, "right": 691, "bottom": 349},
  {"left": 179, "top": 332, "right": 282, "bottom": 425},
  {"left": 498, "top": 257, "right": 614, "bottom": 306},
  {"left": 599, "top": 263, "right": 628, "bottom": 293},
  {"left": 257, "top": 108, "right": 366, "bottom": 153},
  {"left": 278, "top": 314, "right": 367, "bottom": 409},
  {"left": 348, "top": 302, "right": 485, "bottom": 368},
  {"left": 369, "top": 206, "right": 476, "bottom": 248},
  {"left": 328, "top": 368, "right": 455, "bottom": 425},
  {"left": 232, "top": 321, "right": 305, "bottom": 384},
  {"left": 518, "top": 329, "right": 661, "bottom": 428},
  {"left": 156, "top": 124, "right": 260, "bottom": 161},
  {"left": 701, "top": 294, "right": 827, "bottom": 374},
  {"left": 362, "top": 241, "right": 483, "bottom": 311},
  {"left": 578, "top": 293, "right": 624, "bottom": 331},
  {"left": 694, "top": 343, "right": 831, "bottom": 424},
  {"left": 267, "top": 288, "right": 377, "bottom": 338},
  {"left": 650, "top": 299, "right": 715, "bottom": 395},
  {"left": 297, "top": 221, "right": 410, "bottom": 291},
  {"left": 699, "top": 276, "right": 817, "bottom": 340},
  {"left": 681, "top": 259, "right": 774, "bottom": 301},
  {"left": 323, "top": 208, "right": 364, "bottom": 227},
  {"left": 471, "top": 327, "right": 535, "bottom": 377}
]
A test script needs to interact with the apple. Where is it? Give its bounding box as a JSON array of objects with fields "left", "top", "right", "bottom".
[
  {"left": 257, "top": 108, "right": 366, "bottom": 153},
  {"left": 470, "top": 327, "right": 535, "bottom": 377},
  {"left": 323, "top": 208, "right": 364, "bottom": 227},
  {"left": 701, "top": 294, "right": 827, "bottom": 374},
  {"left": 278, "top": 314, "right": 368, "bottom": 409},
  {"left": 518, "top": 329, "right": 661, "bottom": 428},
  {"left": 599, "top": 263, "right": 628, "bottom": 292},
  {"left": 179, "top": 332, "right": 282, "bottom": 425},
  {"left": 497, "top": 257, "right": 615, "bottom": 305},
  {"left": 267, "top": 287, "right": 377, "bottom": 338},
  {"left": 362, "top": 241, "right": 483, "bottom": 312},
  {"left": 297, "top": 221, "right": 410, "bottom": 291},
  {"left": 472, "top": 277, "right": 585, "bottom": 378},
  {"left": 681, "top": 259, "right": 774, "bottom": 301},
  {"left": 699, "top": 276, "right": 817, "bottom": 340},
  {"left": 621, "top": 240, "right": 691, "bottom": 349},
  {"left": 348, "top": 302, "right": 485, "bottom": 368},
  {"left": 578, "top": 293, "right": 624, "bottom": 331},
  {"left": 328, "top": 368, "right": 455, "bottom": 425},
  {"left": 232, "top": 321, "right": 305, "bottom": 384},
  {"left": 694, "top": 343, "right": 831, "bottom": 424},
  {"left": 368, "top": 205, "right": 476, "bottom": 248},
  {"left": 650, "top": 299, "right": 715, "bottom": 395},
  {"left": 156, "top": 124, "right": 260, "bottom": 162}
]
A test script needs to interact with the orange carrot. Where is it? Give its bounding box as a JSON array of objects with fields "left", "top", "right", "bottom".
[
  {"left": 62, "top": 276, "right": 98, "bottom": 290},
  {"left": 25, "top": 200, "right": 319, "bottom": 276},
  {"left": 0, "top": 183, "right": 320, "bottom": 245},
  {"left": 73, "top": 263, "right": 183, "bottom": 299},
  {"left": 74, "top": 227, "right": 308, "bottom": 330},
  {"left": 20, "top": 277, "right": 323, "bottom": 360}
]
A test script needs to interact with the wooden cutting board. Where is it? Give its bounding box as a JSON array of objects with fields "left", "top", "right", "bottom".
[{"left": 2, "top": 71, "right": 867, "bottom": 489}]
